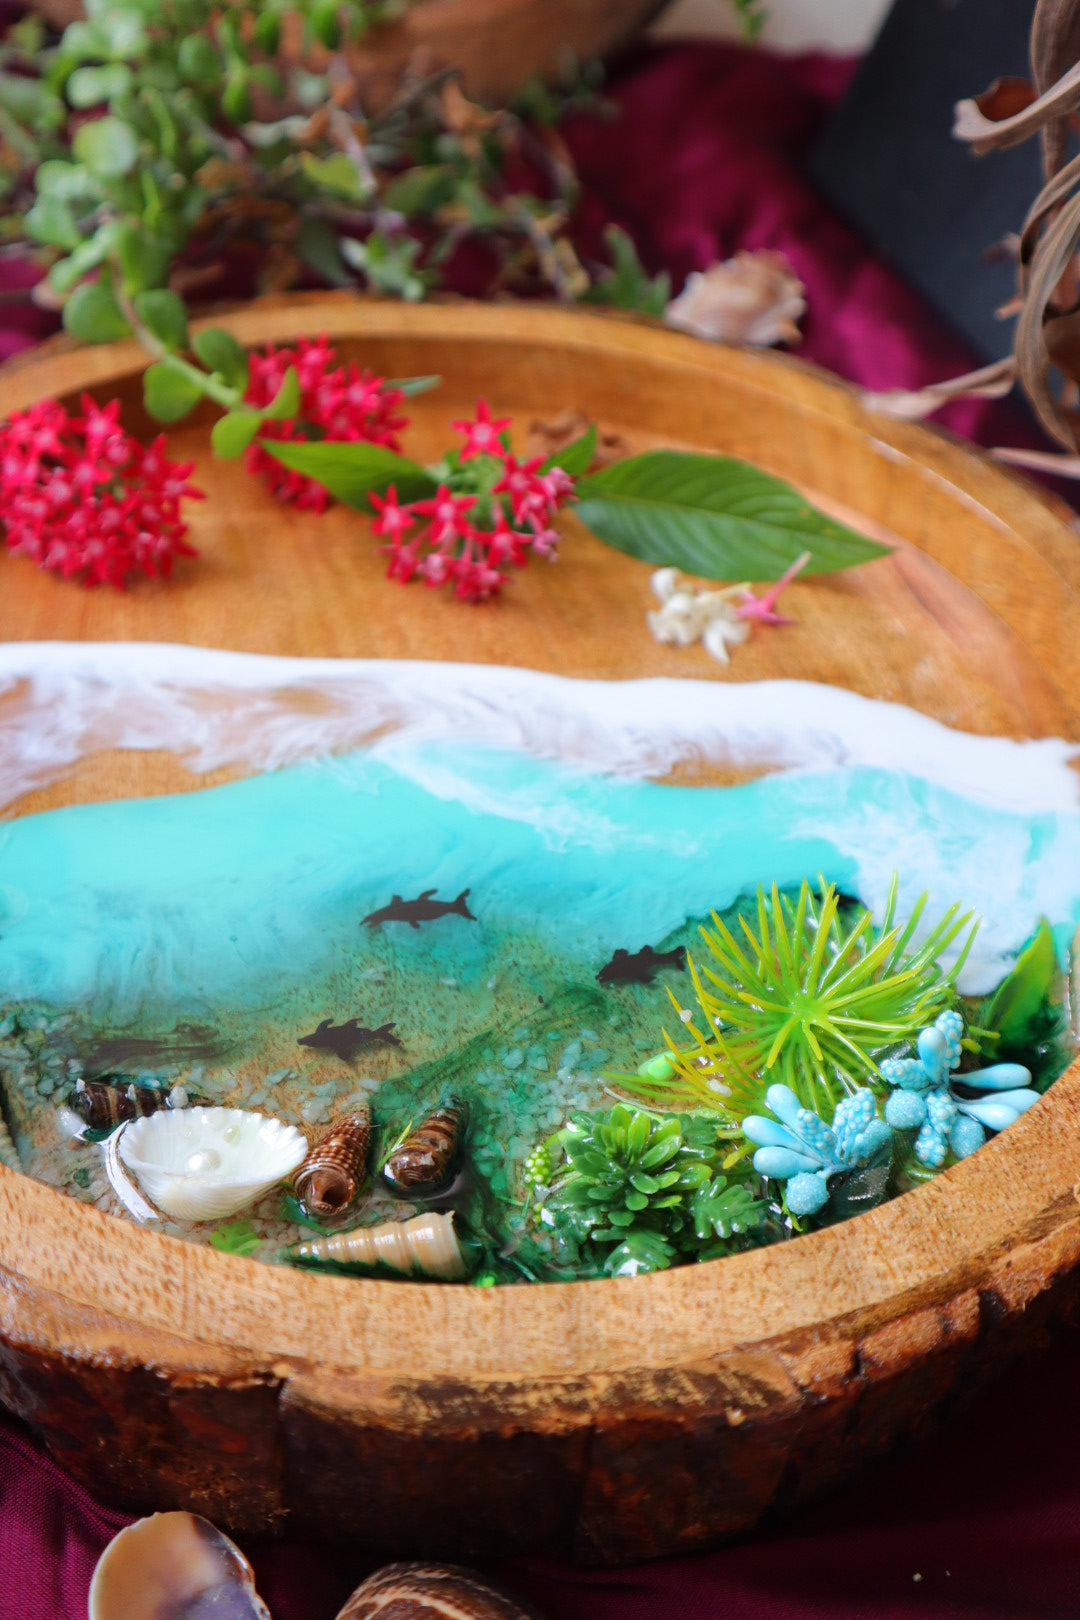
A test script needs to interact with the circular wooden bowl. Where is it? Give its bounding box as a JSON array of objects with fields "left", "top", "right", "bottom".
[
  {"left": 3, "top": 297, "right": 1080, "bottom": 1565},
  {"left": 29, "top": 0, "right": 670, "bottom": 105}
]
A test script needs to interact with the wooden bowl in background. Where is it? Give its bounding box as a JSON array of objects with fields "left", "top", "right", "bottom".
[{"left": 2, "top": 297, "right": 1080, "bottom": 1564}]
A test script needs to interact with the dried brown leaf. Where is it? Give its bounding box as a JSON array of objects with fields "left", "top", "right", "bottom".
[
  {"left": 526, "top": 410, "right": 628, "bottom": 470},
  {"left": 1031, "top": 0, "right": 1080, "bottom": 175},
  {"left": 954, "top": 57, "right": 1080, "bottom": 153},
  {"left": 861, "top": 359, "right": 1016, "bottom": 422},
  {"left": 1015, "top": 186, "right": 1080, "bottom": 446},
  {"left": 992, "top": 444, "right": 1080, "bottom": 475},
  {"left": 973, "top": 76, "right": 1037, "bottom": 122}
]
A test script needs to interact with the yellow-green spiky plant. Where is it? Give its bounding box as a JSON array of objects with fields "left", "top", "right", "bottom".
[{"left": 626, "top": 877, "right": 978, "bottom": 1121}]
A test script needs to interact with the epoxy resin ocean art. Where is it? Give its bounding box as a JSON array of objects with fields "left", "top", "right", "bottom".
[{"left": 2, "top": 645, "right": 1079, "bottom": 1283}]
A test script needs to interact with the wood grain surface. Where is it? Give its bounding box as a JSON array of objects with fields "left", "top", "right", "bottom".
[{"left": 2, "top": 295, "right": 1080, "bottom": 1563}]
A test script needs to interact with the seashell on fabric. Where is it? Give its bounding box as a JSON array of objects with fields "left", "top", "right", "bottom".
[
  {"left": 294, "top": 1108, "right": 370, "bottom": 1217},
  {"left": 336, "top": 1561, "right": 543, "bottom": 1620},
  {"left": 88, "top": 1510, "right": 271, "bottom": 1620},
  {"left": 118, "top": 1106, "right": 307, "bottom": 1222},
  {"left": 290, "top": 1210, "right": 468, "bottom": 1280}
]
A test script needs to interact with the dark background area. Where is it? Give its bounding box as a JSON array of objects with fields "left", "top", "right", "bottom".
[{"left": 811, "top": 0, "right": 1040, "bottom": 364}]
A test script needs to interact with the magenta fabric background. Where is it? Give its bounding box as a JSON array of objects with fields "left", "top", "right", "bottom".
[{"left": 0, "top": 38, "right": 1073, "bottom": 1620}]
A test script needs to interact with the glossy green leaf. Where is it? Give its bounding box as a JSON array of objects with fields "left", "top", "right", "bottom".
[
  {"left": 386, "top": 374, "right": 441, "bottom": 398},
  {"left": 211, "top": 409, "right": 262, "bottom": 459},
  {"left": 73, "top": 114, "right": 139, "bottom": 179},
  {"left": 134, "top": 287, "right": 188, "bottom": 352},
  {"left": 117, "top": 223, "right": 172, "bottom": 293},
  {"left": 254, "top": 9, "right": 281, "bottom": 54},
  {"left": 264, "top": 439, "right": 438, "bottom": 506},
  {"left": 574, "top": 451, "right": 891, "bottom": 579},
  {"left": 23, "top": 196, "right": 81, "bottom": 251},
  {"left": 193, "top": 326, "right": 249, "bottom": 392},
  {"left": 382, "top": 164, "right": 459, "bottom": 216},
  {"left": 62, "top": 280, "right": 130, "bottom": 342},
  {"left": 177, "top": 33, "right": 220, "bottom": 85},
  {"left": 143, "top": 357, "right": 201, "bottom": 422},
  {"left": 301, "top": 151, "right": 369, "bottom": 202},
  {"left": 982, "top": 918, "right": 1059, "bottom": 1051},
  {"left": 35, "top": 160, "right": 100, "bottom": 202},
  {"left": 541, "top": 423, "right": 596, "bottom": 478},
  {"left": 67, "top": 63, "right": 134, "bottom": 107},
  {"left": 263, "top": 365, "right": 300, "bottom": 421}
]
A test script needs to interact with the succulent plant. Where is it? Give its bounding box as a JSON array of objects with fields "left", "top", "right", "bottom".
[
  {"left": 534, "top": 1105, "right": 767, "bottom": 1277},
  {"left": 629, "top": 877, "right": 978, "bottom": 1121}
]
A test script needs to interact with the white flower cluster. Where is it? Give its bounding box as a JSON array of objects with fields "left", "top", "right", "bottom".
[{"left": 646, "top": 567, "right": 751, "bottom": 664}]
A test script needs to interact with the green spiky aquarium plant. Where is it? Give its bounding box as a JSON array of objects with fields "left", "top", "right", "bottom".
[{"left": 628, "top": 878, "right": 978, "bottom": 1121}]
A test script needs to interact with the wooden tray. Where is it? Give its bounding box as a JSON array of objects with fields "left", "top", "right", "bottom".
[{"left": 2, "top": 295, "right": 1080, "bottom": 1565}]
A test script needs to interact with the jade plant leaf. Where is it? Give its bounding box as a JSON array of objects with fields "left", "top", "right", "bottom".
[
  {"left": 263, "top": 439, "right": 438, "bottom": 505},
  {"left": 981, "top": 918, "right": 1060, "bottom": 1052},
  {"left": 574, "top": 450, "right": 891, "bottom": 579}
]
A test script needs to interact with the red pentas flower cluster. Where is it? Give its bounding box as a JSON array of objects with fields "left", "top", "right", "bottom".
[
  {"left": 244, "top": 334, "right": 408, "bottom": 512},
  {"left": 370, "top": 401, "right": 576, "bottom": 602},
  {"left": 0, "top": 396, "right": 201, "bottom": 589}
]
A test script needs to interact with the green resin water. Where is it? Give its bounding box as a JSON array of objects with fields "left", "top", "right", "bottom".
[{"left": 1, "top": 740, "right": 1079, "bottom": 1275}]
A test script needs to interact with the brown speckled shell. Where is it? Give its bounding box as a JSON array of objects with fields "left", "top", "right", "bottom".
[
  {"left": 384, "top": 1105, "right": 464, "bottom": 1195},
  {"left": 293, "top": 1110, "right": 370, "bottom": 1217},
  {"left": 336, "top": 1562, "right": 541, "bottom": 1620}
]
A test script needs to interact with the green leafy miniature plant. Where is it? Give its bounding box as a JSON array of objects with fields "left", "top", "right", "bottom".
[
  {"left": 533, "top": 1105, "right": 768, "bottom": 1276},
  {"left": 625, "top": 878, "right": 978, "bottom": 1120},
  {"left": 0, "top": 0, "right": 624, "bottom": 429},
  {"left": 208, "top": 1219, "right": 260, "bottom": 1257}
]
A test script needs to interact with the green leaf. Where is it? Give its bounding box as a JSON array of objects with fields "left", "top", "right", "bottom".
[
  {"left": 134, "top": 287, "right": 188, "bottom": 352},
  {"left": 382, "top": 164, "right": 459, "bottom": 217},
  {"left": 386, "top": 374, "right": 441, "bottom": 398},
  {"left": 310, "top": 0, "right": 342, "bottom": 49},
  {"left": 264, "top": 364, "right": 300, "bottom": 421},
  {"left": 211, "top": 409, "right": 262, "bottom": 458},
  {"left": 542, "top": 423, "right": 596, "bottom": 478},
  {"left": 574, "top": 451, "right": 891, "bottom": 580},
  {"left": 982, "top": 919, "right": 1059, "bottom": 1051},
  {"left": 0, "top": 71, "right": 64, "bottom": 131},
  {"left": 73, "top": 115, "right": 139, "bottom": 179},
  {"left": 144, "top": 356, "right": 202, "bottom": 422},
  {"left": 301, "top": 151, "right": 369, "bottom": 202},
  {"left": 263, "top": 439, "right": 438, "bottom": 506},
  {"left": 193, "top": 326, "right": 249, "bottom": 391},
  {"left": 24, "top": 196, "right": 81, "bottom": 251},
  {"left": 63, "top": 280, "right": 130, "bottom": 342},
  {"left": 254, "top": 9, "right": 281, "bottom": 54},
  {"left": 221, "top": 69, "right": 251, "bottom": 125},
  {"left": 117, "top": 223, "right": 172, "bottom": 294},
  {"left": 208, "top": 1220, "right": 259, "bottom": 1258},
  {"left": 67, "top": 63, "right": 134, "bottom": 107},
  {"left": 177, "top": 33, "right": 221, "bottom": 86},
  {"left": 582, "top": 225, "right": 671, "bottom": 318},
  {"left": 35, "top": 160, "right": 100, "bottom": 203},
  {"left": 296, "top": 217, "right": 352, "bottom": 288}
]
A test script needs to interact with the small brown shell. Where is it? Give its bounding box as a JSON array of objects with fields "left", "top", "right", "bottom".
[
  {"left": 336, "top": 1562, "right": 542, "bottom": 1620},
  {"left": 294, "top": 1109, "right": 370, "bottom": 1217},
  {"left": 384, "top": 1104, "right": 465, "bottom": 1196},
  {"left": 72, "top": 1078, "right": 163, "bottom": 1131},
  {"left": 88, "top": 1510, "right": 271, "bottom": 1620}
]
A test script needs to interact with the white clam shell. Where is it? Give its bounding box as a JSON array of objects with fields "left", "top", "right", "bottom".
[{"left": 118, "top": 1106, "right": 307, "bottom": 1222}]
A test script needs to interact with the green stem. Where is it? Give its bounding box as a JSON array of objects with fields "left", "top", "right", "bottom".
[{"left": 116, "top": 284, "right": 242, "bottom": 412}]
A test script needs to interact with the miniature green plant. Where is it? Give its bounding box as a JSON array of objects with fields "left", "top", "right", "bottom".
[
  {"left": 625, "top": 877, "right": 978, "bottom": 1120},
  {"left": 534, "top": 1105, "right": 767, "bottom": 1276},
  {"left": 0, "top": 0, "right": 639, "bottom": 431},
  {"left": 208, "top": 1219, "right": 260, "bottom": 1257}
]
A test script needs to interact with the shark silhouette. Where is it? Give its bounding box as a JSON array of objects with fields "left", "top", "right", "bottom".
[
  {"left": 597, "top": 945, "right": 686, "bottom": 987},
  {"left": 298, "top": 1018, "right": 402, "bottom": 1061},
  {"left": 363, "top": 888, "right": 476, "bottom": 929}
]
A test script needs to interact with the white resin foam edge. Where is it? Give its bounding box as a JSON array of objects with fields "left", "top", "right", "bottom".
[{"left": 1, "top": 640, "right": 1077, "bottom": 815}]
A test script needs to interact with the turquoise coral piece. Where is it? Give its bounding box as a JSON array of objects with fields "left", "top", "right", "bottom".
[
  {"left": 743, "top": 1084, "right": 892, "bottom": 1216},
  {"left": 880, "top": 1009, "right": 1039, "bottom": 1166}
]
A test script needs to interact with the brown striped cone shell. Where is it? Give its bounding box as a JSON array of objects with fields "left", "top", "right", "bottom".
[
  {"left": 384, "top": 1104, "right": 465, "bottom": 1196},
  {"left": 294, "top": 1109, "right": 370, "bottom": 1217},
  {"left": 335, "top": 1562, "right": 542, "bottom": 1620}
]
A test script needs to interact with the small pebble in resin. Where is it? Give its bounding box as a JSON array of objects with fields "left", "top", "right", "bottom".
[
  {"left": 384, "top": 1103, "right": 467, "bottom": 1197},
  {"left": 337, "top": 1562, "right": 542, "bottom": 1619},
  {"left": 293, "top": 1108, "right": 371, "bottom": 1218}
]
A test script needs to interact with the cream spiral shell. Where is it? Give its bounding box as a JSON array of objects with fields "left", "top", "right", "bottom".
[{"left": 291, "top": 1210, "right": 467, "bottom": 1280}]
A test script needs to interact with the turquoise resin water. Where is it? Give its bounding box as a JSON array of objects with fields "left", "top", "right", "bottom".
[{"left": 1, "top": 741, "right": 1079, "bottom": 1261}]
